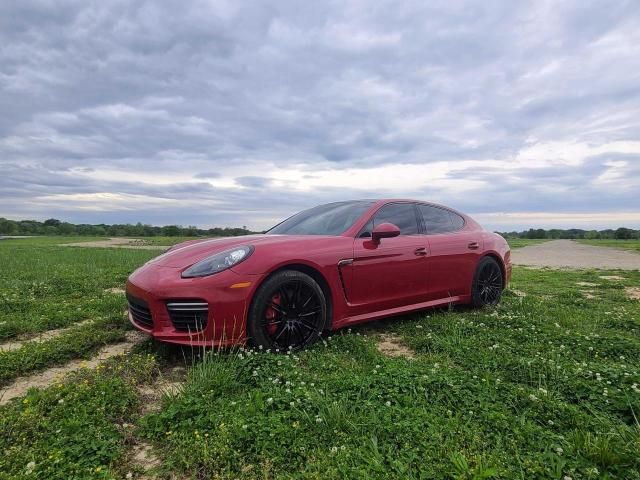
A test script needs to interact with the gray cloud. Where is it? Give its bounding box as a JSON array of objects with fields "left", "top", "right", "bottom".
[{"left": 1, "top": 0, "right": 639, "bottom": 230}]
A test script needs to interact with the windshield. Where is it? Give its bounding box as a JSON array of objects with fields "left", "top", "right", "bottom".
[{"left": 267, "top": 201, "right": 374, "bottom": 236}]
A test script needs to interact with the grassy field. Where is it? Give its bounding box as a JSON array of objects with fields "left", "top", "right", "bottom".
[
  {"left": 0, "top": 239, "right": 639, "bottom": 479},
  {"left": 577, "top": 239, "right": 640, "bottom": 253}
]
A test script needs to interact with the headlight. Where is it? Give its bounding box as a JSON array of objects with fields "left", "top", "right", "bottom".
[{"left": 181, "top": 245, "right": 254, "bottom": 278}]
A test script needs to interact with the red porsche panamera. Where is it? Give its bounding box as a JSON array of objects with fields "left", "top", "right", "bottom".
[{"left": 126, "top": 199, "right": 511, "bottom": 350}]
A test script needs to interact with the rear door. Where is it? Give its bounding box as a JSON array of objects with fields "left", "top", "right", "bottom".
[
  {"left": 417, "top": 204, "right": 482, "bottom": 300},
  {"left": 347, "top": 202, "right": 429, "bottom": 314}
]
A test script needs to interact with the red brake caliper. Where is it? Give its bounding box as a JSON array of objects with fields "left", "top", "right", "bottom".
[{"left": 265, "top": 293, "right": 281, "bottom": 335}]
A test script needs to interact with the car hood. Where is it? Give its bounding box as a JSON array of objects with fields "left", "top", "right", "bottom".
[{"left": 148, "top": 234, "right": 337, "bottom": 268}]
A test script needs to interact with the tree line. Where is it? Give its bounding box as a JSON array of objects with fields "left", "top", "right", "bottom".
[
  {"left": 497, "top": 227, "right": 639, "bottom": 240},
  {"left": 0, "top": 218, "right": 255, "bottom": 237}
]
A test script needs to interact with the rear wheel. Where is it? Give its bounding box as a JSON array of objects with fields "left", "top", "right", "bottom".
[
  {"left": 247, "top": 270, "right": 327, "bottom": 351},
  {"left": 471, "top": 257, "right": 503, "bottom": 307}
]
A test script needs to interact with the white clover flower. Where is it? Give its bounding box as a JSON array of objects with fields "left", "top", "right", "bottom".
[
  {"left": 242, "top": 424, "right": 248, "bottom": 430},
  {"left": 290, "top": 402, "right": 295, "bottom": 407},
  {"left": 555, "top": 447, "right": 563, "bottom": 454},
  {"left": 26, "top": 461, "right": 36, "bottom": 474},
  {"left": 126, "top": 473, "right": 133, "bottom": 479},
  {"left": 385, "top": 401, "right": 391, "bottom": 407},
  {"left": 267, "top": 397, "right": 273, "bottom": 404},
  {"left": 529, "top": 394, "right": 538, "bottom": 402},
  {"left": 331, "top": 446, "right": 338, "bottom": 454}
]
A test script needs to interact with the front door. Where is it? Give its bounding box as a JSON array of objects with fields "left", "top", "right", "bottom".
[{"left": 347, "top": 202, "right": 429, "bottom": 314}]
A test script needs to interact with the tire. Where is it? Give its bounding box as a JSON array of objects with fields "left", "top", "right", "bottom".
[
  {"left": 247, "top": 270, "right": 327, "bottom": 351},
  {"left": 471, "top": 256, "right": 503, "bottom": 307}
]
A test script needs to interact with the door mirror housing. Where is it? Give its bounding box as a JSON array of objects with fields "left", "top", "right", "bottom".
[{"left": 371, "top": 222, "right": 401, "bottom": 244}]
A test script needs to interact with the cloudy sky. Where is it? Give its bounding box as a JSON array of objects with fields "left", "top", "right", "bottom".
[{"left": 1, "top": 0, "right": 639, "bottom": 231}]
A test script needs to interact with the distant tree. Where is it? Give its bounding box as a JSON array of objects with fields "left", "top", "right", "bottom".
[
  {"left": 615, "top": 227, "right": 634, "bottom": 240},
  {"left": 43, "top": 218, "right": 61, "bottom": 227},
  {"left": 58, "top": 222, "right": 75, "bottom": 235},
  {"left": 162, "top": 225, "right": 181, "bottom": 236},
  {"left": 0, "top": 219, "right": 18, "bottom": 235}
]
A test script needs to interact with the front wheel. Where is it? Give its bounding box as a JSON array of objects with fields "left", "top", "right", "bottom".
[
  {"left": 247, "top": 270, "right": 327, "bottom": 351},
  {"left": 471, "top": 257, "right": 503, "bottom": 307}
]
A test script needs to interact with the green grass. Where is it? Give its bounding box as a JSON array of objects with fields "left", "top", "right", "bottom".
[
  {"left": 0, "top": 238, "right": 639, "bottom": 479},
  {"left": 0, "top": 244, "right": 157, "bottom": 340},
  {"left": 0, "top": 353, "right": 157, "bottom": 479},
  {"left": 506, "top": 239, "right": 550, "bottom": 249},
  {"left": 577, "top": 239, "right": 640, "bottom": 253}
]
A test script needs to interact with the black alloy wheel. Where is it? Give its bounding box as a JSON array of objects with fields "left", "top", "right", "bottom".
[
  {"left": 471, "top": 257, "right": 503, "bottom": 307},
  {"left": 247, "top": 270, "right": 327, "bottom": 351}
]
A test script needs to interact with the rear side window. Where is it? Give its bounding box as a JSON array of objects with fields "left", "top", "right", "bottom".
[
  {"left": 419, "top": 205, "right": 464, "bottom": 234},
  {"left": 360, "top": 203, "right": 420, "bottom": 237},
  {"left": 449, "top": 211, "right": 465, "bottom": 230}
]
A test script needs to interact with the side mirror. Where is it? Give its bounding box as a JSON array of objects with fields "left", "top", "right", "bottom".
[{"left": 371, "top": 222, "right": 400, "bottom": 244}]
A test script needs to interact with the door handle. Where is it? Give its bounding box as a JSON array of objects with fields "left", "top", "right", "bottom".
[
  {"left": 467, "top": 242, "right": 479, "bottom": 250},
  {"left": 414, "top": 247, "right": 427, "bottom": 256}
]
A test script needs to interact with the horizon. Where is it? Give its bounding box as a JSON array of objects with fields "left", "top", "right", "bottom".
[
  {"left": 1, "top": 212, "right": 639, "bottom": 234},
  {"left": 1, "top": 2, "right": 639, "bottom": 231}
]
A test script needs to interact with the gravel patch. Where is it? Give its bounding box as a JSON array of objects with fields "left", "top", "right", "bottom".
[
  {"left": 511, "top": 240, "right": 640, "bottom": 270},
  {"left": 61, "top": 238, "right": 168, "bottom": 250}
]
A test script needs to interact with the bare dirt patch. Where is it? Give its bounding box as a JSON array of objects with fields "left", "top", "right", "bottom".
[
  {"left": 0, "top": 319, "right": 93, "bottom": 353},
  {"left": 376, "top": 333, "right": 414, "bottom": 359},
  {"left": 138, "top": 379, "right": 183, "bottom": 414},
  {"left": 105, "top": 287, "right": 125, "bottom": 294},
  {"left": 0, "top": 331, "right": 147, "bottom": 405},
  {"left": 61, "top": 238, "right": 168, "bottom": 250},
  {"left": 512, "top": 240, "right": 640, "bottom": 269},
  {"left": 599, "top": 275, "right": 625, "bottom": 281},
  {"left": 509, "top": 289, "right": 527, "bottom": 297},
  {"left": 626, "top": 287, "right": 640, "bottom": 301},
  {"left": 130, "top": 442, "right": 162, "bottom": 477},
  {"left": 576, "top": 281, "right": 598, "bottom": 287},
  {"left": 580, "top": 291, "right": 597, "bottom": 299}
]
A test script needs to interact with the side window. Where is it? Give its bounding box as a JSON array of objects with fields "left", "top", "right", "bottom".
[
  {"left": 419, "top": 205, "right": 454, "bottom": 234},
  {"left": 368, "top": 203, "right": 419, "bottom": 236},
  {"left": 449, "top": 211, "right": 465, "bottom": 230}
]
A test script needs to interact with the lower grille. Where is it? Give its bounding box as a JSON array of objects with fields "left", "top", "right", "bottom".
[
  {"left": 166, "top": 301, "right": 208, "bottom": 332},
  {"left": 127, "top": 294, "right": 153, "bottom": 329}
]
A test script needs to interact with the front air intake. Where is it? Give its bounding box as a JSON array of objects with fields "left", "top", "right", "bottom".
[
  {"left": 127, "top": 294, "right": 153, "bottom": 329},
  {"left": 166, "top": 301, "right": 208, "bottom": 332}
]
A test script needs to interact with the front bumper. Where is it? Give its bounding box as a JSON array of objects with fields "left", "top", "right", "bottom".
[{"left": 126, "top": 264, "right": 261, "bottom": 347}]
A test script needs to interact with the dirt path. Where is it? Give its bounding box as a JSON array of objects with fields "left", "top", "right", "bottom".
[
  {"left": 61, "top": 238, "right": 168, "bottom": 250},
  {"left": 511, "top": 239, "right": 640, "bottom": 269},
  {"left": 0, "top": 319, "right": 93, "bottom": 353},
  {"left": 0, "top": 331, "right": 147, "bottom": 405}
]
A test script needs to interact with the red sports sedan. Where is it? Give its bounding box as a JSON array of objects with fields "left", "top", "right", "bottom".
[{"left": 126, "top": 199, "right": 511, "bottom": 350}]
